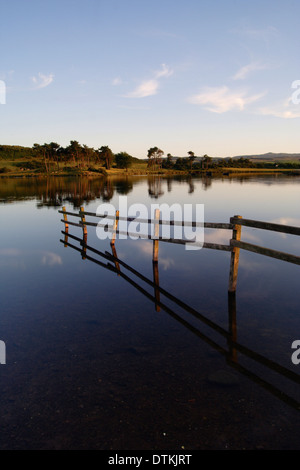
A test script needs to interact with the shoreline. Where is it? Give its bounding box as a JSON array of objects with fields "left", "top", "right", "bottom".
[{"left": 1, "top": 167, "right": 300, "bottom": 179}]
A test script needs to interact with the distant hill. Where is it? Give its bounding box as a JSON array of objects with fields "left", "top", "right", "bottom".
[{"left": 232, "top": 152, "right": 300, "bottom": 162}]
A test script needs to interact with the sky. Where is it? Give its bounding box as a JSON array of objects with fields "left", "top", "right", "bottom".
[{"left": 1, "top": 0, "right": 300, "bottom": 158}]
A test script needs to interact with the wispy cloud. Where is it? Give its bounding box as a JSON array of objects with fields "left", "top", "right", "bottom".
[
  {"left": 154, "top": 63, "right": 173, "bottom": 79},
  {"left": 125, "top": 79, "right": 159, "bottom": 98},
  {"left": 232, "top": 62, "right": 270, "bottom": 80},
  {"left": 231, "top": 25, "right": 278, "bottom": 40},
  {"left": 189, "top": 86, "right": 265, "bottom": 113},
  {"left": 31, "top": 72, "right": 54, "bottom": 89},
  {"left": 112, "top": 77, "right": 122, "bottom": 86},
  {"left": 124, "top": 63, "right": 173, "bottom": 98},
  {"left": 41, "top": 251, "right": 62, "bottom": 266},
  {"left": 258, "top": 97, "right": 300, "bottom": 119}
]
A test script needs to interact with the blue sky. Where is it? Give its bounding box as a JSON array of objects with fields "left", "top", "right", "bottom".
[{"left": 1, "top": 0, "right": 300, "bottom": 158}]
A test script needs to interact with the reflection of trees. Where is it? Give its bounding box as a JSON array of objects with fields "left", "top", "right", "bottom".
[
  {"left": 187, "top": 177, "right": 195, "bottom": 194},
  {"left": 99, "top": 179, "right": 114, "bottom": 202},
  {"left": 201, "top": 176, "right": 212, "bottom": 190},
  {"left": 1, "top": 174, "right": 295, "bottom": 208},
  {"left": 147, "top": 177, "right": 164, "bottom": 199},
  {"left": 0, "top": 176, "right": 114, "bottom": 209},
  {"left": 114, "top": 178, "right": 133, "bottom": 195}
]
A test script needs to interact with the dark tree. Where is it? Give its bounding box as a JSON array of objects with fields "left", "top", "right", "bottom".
[
  {"left": 98, "top": 146, "right": 114, "bottom": 169},
  {"left": 147, "top": 147, "right": 164, "bottom": 170},
  {"left": 115, "top": 151, "right": 132, "bottom": 170}
]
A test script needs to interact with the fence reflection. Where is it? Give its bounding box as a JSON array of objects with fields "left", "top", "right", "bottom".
[{"left": 60, "top": 230, "right": 300, "bottom": 411}]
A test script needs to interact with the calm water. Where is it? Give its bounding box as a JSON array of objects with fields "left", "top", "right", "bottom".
[{"left": 0, "top": 174, "right": 299, "bottom": 450}]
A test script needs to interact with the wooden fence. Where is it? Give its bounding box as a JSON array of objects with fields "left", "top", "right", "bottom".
[
  {"left": 58, "top": 206, "right": 300, "bottom": 293},
  {"left": 59, "top": 228, "right": 300, "bottom": 411}
]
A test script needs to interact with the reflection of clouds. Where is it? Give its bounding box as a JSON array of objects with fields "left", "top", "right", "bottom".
[
  {"left": 158, "top": 258, "right": 175, "bottom": 271},
  {"left": 135, "top": 241, "right": 175, "bottom": 271},
  {"left": 41, "top": 252, "right": 63, "bottom": 266},
  {"left": 204, "top": 228, "right": 262, "bottom": 245},
  {"left": 0, "top": 248, "right": 62, "bottom": 268},
  {"left": 137, "top": 242, "right": 152, "bottom": 256},
  {"left": 204, "top": 229, "right": 230, "bottom": 245},
  {"left": 271, "top": 217, "right": 300, "bottom": 226},
  {"left": 239, "top": 256, "right": 265, "bottom": 272},
  {"left": 269, "top": 217, "right": 300, "bottom": 240},
  {"left": 241, "top": 230, "right": 262, "bottom": 244},
  {"left": 0, "top": 248, "right": 22, "bottom": 256}
]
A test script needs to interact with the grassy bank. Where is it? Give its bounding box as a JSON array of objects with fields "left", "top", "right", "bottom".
[{"left": 1, "top": 158, "right": 300, "bottom": 178}]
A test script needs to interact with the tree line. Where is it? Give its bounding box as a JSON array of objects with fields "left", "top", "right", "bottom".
[
  {"left": 1, "top": 143, "right": 300, "bottom": 172},
  {"left": 0, "top": 142, "right": 136, "bottom": 172}
]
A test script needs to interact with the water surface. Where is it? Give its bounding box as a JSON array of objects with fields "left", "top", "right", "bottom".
[{"left": 0, "top": 174, "right": 299, "bottom": 450}]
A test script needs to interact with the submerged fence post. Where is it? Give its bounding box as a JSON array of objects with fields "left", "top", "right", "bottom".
[
  {"left": 228, "top": 292, "right": 237, "bottom": 363},
  {"left": 228, "top": 215, "right": 242, "bottom": 293},
  {"left": 153, "top": 260, "right": 161, "bottom": 312},
  {"left": 80, "top": 206, "right": 88, "bottom": 240},
  {"left": 153, "top": 209, "right": 160, "bottom": 262},
  {"left": 111, "top": 243, "right": 121, "bottom": 276},
  {"left": 111, "top": 210, "right": 119, "bottom": 246}
]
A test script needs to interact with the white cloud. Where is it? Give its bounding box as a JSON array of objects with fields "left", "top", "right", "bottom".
[
  {"left": 125, "top": 79, "right": 159, "bottom": 98},
  {"left": 233, "top": 62, "right": 269, "bottom": 80},
  {"left": 41, "top": 251, "right": 62, "bottom": 266},
  {"left": 258, "top": 97, "right": 300, "bottom": 119},
  {"left": 32, "top": 72, "right": 54, "bottom": 89},
  {"left": 154, "top": 63, "right": 173, "bottom": 79},
  {"left": 112, "top": 77, "right": 122, "bottom": 86},
  {"left": 124, "top": 63, "right": 173, "bottom": 99},
  {"left": 189, "top": 86, "right": 265, "bottom": 113}
]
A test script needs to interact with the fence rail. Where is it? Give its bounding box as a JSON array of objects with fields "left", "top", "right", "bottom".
[
  {"left": 231, "top": 216, "right": 300, "bottom": 236},
  {"left": 58, "top": 207, "right": 300, "bottom": 293}
]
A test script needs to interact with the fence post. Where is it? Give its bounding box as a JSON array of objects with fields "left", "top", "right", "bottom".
[
  {"left": 153, "top": 209, "right": 160, "bottom": 262},
  {"left": 153, "top": 260, "right": 161, "bottom": 312},
  {"left": 80, "top": 206, "right": 88, "bottom": 239},
  {"left": 62, "top": 206, "right": 69, "bottom": 230},
  {"left": 111, "top": 210, "right": 119, "bottom": 246},
  {"left": 228, "top": 215, "right": 242, "bottom": 293}
]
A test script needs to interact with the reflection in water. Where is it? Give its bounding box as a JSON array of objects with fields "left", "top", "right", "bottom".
[
  {"left": 148, "top": 176, "right": 164, "bottom": 199},
  {"left": 1, "top": 173, "right": 300, "bottom": 207},
  {"left": 61, "top": 229, "right": 300, "bottom": 412},
  {"left": 1, "top": 174, "right": 300, "bottom": 450}
]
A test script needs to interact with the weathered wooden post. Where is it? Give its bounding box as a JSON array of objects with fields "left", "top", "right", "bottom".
[
  {"left": 153, "top": 209, "right": 160, "bottom": 262},
  {"left": 80, "top": 206, "right": 88, "bottom": 241},
  {"left": 62, "top": 206, "right": 69, "bottom": 247},
  {"left": 63, "top": 232, "right": 69, "bottom": 248},
  {"left": 228, "top": 215, "right": 242, "bottom": 293},
  {"left": 111, "top": 210, "right": 119, "bottom": 246},
  {"left": 62, "top": 206, "right": 69, "bottom": 230}
]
